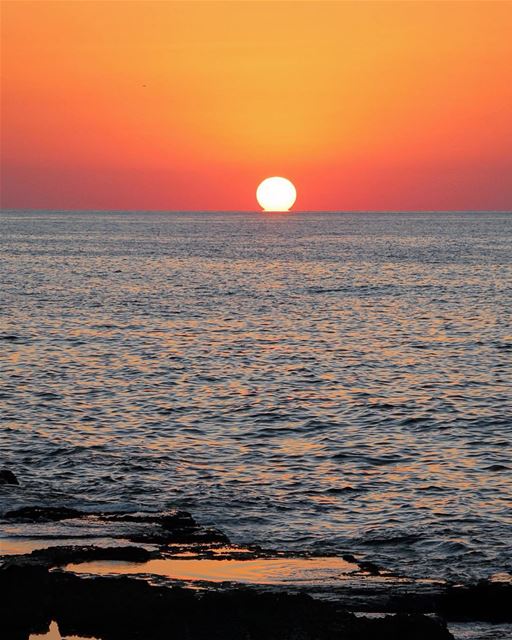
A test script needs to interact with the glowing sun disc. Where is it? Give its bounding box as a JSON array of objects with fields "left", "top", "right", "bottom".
[{"left": 256, "top": 177, "right": 297, "bottom": 211}]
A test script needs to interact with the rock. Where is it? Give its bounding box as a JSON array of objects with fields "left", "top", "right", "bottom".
[
  {"left": 2, "top": 505, "right": 230, "bottom": 546},
  {"left": 4, "top": 506, "right": 84, "bottom": 521},
  {"left": 440, "top": 580, "right": 512, "bottom": 622},
  {"left": 0, "top": 469, "right": 19, "bottom": 485},
  {"left": 388, "top": 579, "right": 512, "bottom": 623},
  {"left": 102, "top": 510, "right": 230, "bottom": 544},
  {"left": 0, "top": 564, "right": 53, "bottom": 639},
  {"left": 128, "top": 527, "right": 229, "bottom": 545},
  {"left": 0, "top": 565, "right": 454, "bottom": 639},
  {"left": 342, "top": 553, "right": 357, "bottom": 563},
  {"left": 363, "top": 613, "right": 453, "bottom": 639},
  {"left": 4, "top": 545, "right": 154, "bottom": 568},
  {"left": 359, "top": 560, "right": 381, "bottom": 575},
  {"left": 103, "top": 509, "right": 196, "bottom": 529},
  {"left": 160, "top": 510, "right": 197, "bottom": 530}
]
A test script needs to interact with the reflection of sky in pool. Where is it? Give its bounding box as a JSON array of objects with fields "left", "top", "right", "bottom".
[
  {"left": 30, "top": 620, "right": 99, "bottom": 640},
  {"left": 67, "top": 555, "right": 357, "bottom": 585}
]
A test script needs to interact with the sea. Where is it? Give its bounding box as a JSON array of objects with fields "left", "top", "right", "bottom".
[{"left": 1, "top": 210, "right": 511, "bottom": 583}]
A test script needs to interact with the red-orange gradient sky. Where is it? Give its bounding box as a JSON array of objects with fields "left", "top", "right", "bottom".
[{"left": 1, "top": 1, "right": 511, "bottom": 211}]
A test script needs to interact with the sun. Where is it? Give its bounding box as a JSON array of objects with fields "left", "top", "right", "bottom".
[{"left": 256, "top": 177, "right": 297, "bottom": 212}]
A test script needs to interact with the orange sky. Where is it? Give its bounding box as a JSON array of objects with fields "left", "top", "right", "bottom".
[{"left": 1, "top": 0, "right": 511, "bottom": 211}]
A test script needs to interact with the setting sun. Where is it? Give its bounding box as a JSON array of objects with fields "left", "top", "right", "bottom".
[{"left": 256, "top": 177, "right": 297, "bottom": 212}]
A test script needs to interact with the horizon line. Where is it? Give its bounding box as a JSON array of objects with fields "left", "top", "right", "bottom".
[{"left": 1, "top": 208, "right": 511, "bottom": 214}]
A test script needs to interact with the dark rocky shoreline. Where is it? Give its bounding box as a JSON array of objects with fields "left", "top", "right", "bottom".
[
  {"left": 3, "top": 567, "right": 456, "bottom": 640},
  {"left": 1, "top": 473, "right": 510, "bottom": 639}
]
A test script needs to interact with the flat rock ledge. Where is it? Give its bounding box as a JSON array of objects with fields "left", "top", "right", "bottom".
[
  {"left": 1, "top": 502, "right": 510, "bottom": 638},
  {"left": 2, "top": 505, "right": 229, "bottom": 545},
  {"left": 1, "top": 564, "right": 453, "bottom": 640}
]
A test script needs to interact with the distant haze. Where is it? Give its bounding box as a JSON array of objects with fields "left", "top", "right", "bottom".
[{"left": 1, "top": 1, "right": 511, "bottom": 211}]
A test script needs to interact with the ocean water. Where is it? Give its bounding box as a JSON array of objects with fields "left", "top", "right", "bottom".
[{"left": 1, "top": 210, "right": 511, "bottom": 581}]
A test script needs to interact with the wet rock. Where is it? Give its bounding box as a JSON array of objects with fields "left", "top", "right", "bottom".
[
  {"left": 342, "top": 553, "right": 357, "bottom": 563},
  {"left": 386, "top": 579, "right": 512, "bottom": 623},
  {"left": 160, "top": 511, "right": 196, "bottom": 530},
  {"left": 440, "top": 580, "right": 512, "bottom": 622},
  {"left": 4, "top": 506, "right": 85, "bottom": 522},
  {"left": 0, "top": 469, "right": 19, "bottom": 485},
  {"left": 0, "top": 564, "right": 53, "bottom": 640},
  {"left": 103, "top": 509, "right": 196, "bottom": 530},
  {"left": 151, "top": 526, "right": 228, "bottom": 544},
  {"left": 358, "top": 560, "right": 381, "bottom": 575},
  {"left": 127, "top": 524, "right": 229, "bottom": 545},
  {"left": 125, "top": 512, "right": 229, "bottom": 544},
  {"left": 101, "top": 509, "right": 229, "bottom": 544},
  {"left": 5, "top": 545, "right": 154, "bottom": 568},
  {"left": 362, "top": 613, "right": 453, "bottom": 639},
  {"left": 1, "top": 505, "right": 230, "bottom": 546},
  {"left": 0, "top": 565, "right": 454, "bottom": 639}
]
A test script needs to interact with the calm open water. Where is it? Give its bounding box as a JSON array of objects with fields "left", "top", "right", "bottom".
[{"left": 1, "top": 210, "right": 511, "bottom": 581}]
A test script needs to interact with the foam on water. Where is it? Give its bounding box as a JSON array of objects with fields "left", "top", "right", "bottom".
[{"left": 1, "top": 210, "right": 511, "bottom": 581}]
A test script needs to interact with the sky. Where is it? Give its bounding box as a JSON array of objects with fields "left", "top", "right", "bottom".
[{"left": 1, "top": 0, "right": 511, "bottom": 211}]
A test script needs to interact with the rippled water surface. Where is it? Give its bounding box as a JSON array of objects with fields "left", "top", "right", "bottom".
[{"left": 1, "top": 210, "right": 511, "bottom": 580}]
